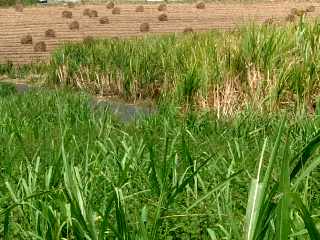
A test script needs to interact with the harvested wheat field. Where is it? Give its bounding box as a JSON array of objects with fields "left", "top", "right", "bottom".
[{"left": 0, "top": 2, "right": 319, "bottom": 64}]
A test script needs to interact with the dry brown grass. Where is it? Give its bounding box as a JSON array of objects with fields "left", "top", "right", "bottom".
[
  {"left": 15, "top": 3, "right": 23, "bottom": 12},
  {"left": 135, "top": 5, "right": 144, "bottom": 13},
  {"left": 285, "top": 14, "right": 295, "bottom": 22},
  {"left": 263, "top": 18, "right": 273, "bottom": 26},
  {"left": 106, "top": 1, "right": 115, "bottom": 9},
  {"left": 62, "top": 10, "right": 72, "bottom": 18},
  {"left": 158, "top": 13, "right": 168, "bottom": 22},
  {"left": 158, "top": 3, "right": 167, "bottom": 12},
  {"left": 306, "top": 5, "right": 315, "bottom": 13},
  {"left": 45, "top": 29, "right": 56, "bottom": 38},
  {"left": 140, "top": 22, "right": 150, "bottom": 32},
  {"left": 196, "top": 2, "right": 206, "bottom": 9},
  {"left": 34, "top": 41, "right": 46, "bottom": 52},
  {"left": 20, "top": 35, "right": 32, "bottom": 44},
  {"left": 183, "top": 27, "right": 193, "bottom": 33},
  {"left": 89, "top": 10, "right": 98, "bottom": 18},
  {"left": 69, "top": 21, "right": 79, "bottom": 30},
  {"left": 83, "top": 8, "right": 91, "bottom": 17},
  {"left": 295, "top": 9, "right": 306, "bottom": 17},
  {"left": 99, "top": 16, "right": 109, "bottom": 24},
  {"left": 112, "top": 7, "right": 120, "bottom": 14},
  {"left": 83, "top": 36, "right": 94, "bottom": 44}
]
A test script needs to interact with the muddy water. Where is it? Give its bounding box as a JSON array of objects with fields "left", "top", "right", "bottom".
[{"left": 8, "top": 82, "right": 156, "bottom": 121}]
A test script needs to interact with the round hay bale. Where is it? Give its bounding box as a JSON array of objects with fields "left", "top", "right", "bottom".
[
  {"left": 83, "top": 36, "right": 94, "bottom": 44},
  {"left": 285, "top": 14, "right": 295, "bottom": 22},
  {"left": 45, "top": 29, "right": 56, "bottom": 38},
  {"left": 196, "top": 1, "right": 205, "bottom": 9},
  {"left": 106, "top": 1, "right": 115, "bottom": 9},
  {"left": 183, "top": 27, "right": 193, "bottom": 33},
  {"left": 112, "top": 7, "right": 120, "bottom": 14},
  {"left": 158, "top": 3, "right": 167, "bottom": 11},
  {"left": 62, "top": 10, "right": 72, "bottom": 18},
  {"left": 34, "top": 41, "right": 46, "bottom": 52},
  {"left": 21, "top": 35, "right": 32, "bottom": 44},
  {"left": 140, "top": 22, "right": 150, "bottom": 32},
  {"left": 67, "top": 2, "right": 75, "bottom": 8},
  {"left": 15, "top": 3, "right": 23, "bottom": 12},
  {"left": 89, "top": 10, "right": 98, "bottom": 17},
  {"left": 99, "top": 16, "right": 109, "bottom": 24},
  {"left": 83, "top": 8, "right": 91, "bottom": 17},
  {"left": 69, "top": 21, "right": 79, "bottom": 30},
  {"left": 135, "top": 5, "right": 144, "bottom": 12},
  {"left": 158, "top": 13, "right": 168, "bottom": 22},
  {"left": 306, "top": 5, "right": 315, "bottom": 13},
  {"left": 290, "top": 8, "right": 298, "bottom": 15}
]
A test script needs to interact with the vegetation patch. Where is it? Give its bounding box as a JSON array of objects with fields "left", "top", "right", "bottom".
[
  {"left": 0, "top": 89, "right": 319, "bottom": 239},
  {"left": 0, "top": 82, "right": 17, "bottom": 96},
  {"left": 48, "top": 21, "right": 320, "bottom": 114}
]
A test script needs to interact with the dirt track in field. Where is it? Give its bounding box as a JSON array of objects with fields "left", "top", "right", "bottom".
[{"left": 0, "top": 2, "right": 319, "bottom": 64}]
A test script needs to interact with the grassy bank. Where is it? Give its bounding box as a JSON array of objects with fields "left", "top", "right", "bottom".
[
  {"left": 0, "top": 85, "right": 320, "bottom": 239},
  {"left": 0, "top": 0, "right": 36, "bottom": 7},
  {"left": 46, "top": 17, "right": 320, "bottom": 115}
]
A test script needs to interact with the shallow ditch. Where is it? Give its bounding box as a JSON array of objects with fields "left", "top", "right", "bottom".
[{"left": 1, "top": 81, "right": 156, "bottom": 122}]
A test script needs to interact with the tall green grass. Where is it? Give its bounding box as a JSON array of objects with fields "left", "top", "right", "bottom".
[
  {"left": 0, "top": 0, "right": 36, "bottom": 6},
  {"left": 49, "top": 19, "right": 320, "bottom": 113},
  {"left": 0, "top": 89, "right": 320, "bottom": 239}
]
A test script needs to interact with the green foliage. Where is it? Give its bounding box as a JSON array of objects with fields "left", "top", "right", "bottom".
[
  {"left": 0, "top": 89, "right": 320, "bottom": 238},
  {"left": 0, "top": 82, "right": 16, "bottom": 97},
  {"left": 0, "top": 0, "right": 36, "bottom": 6},
  {"left": 48, "top": 20, "right": 320, "bottom": 110}
]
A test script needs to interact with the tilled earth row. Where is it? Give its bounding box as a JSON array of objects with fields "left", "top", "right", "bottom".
[{"left": 0, "top": 2, "right": 319, "bottom": 64}]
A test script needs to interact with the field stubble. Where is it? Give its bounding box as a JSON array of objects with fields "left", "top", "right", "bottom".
[{"left": 1, "top": 2, "right": 320, "bottom": 64}]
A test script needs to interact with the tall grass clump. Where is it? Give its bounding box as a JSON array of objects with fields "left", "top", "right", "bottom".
[
  {"left": 49, "top": 19, "right": 320, "bottom": 114},
  {"left": 0, "top": 61, "right": 47, "bottom": 79},
  {"left": 0, "top": 89, "right": 320, "bottom": 239},
  {"left": 0, "top": 0, "right": 36, "bottom": 6}
]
